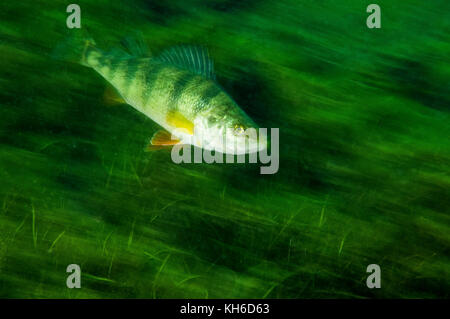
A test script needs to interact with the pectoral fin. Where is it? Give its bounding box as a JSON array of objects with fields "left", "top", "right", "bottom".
[{"left": 166, "top": 110, "right": 194, "bottom": 135}]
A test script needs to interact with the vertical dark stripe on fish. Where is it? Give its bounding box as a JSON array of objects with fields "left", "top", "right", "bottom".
[
  {"left": 200, "top": 83, "right": 221, "bottom": 109},
  {"left": 143, "top": 62, "right": 167, "bottom": 107},
  {"left": 122, "top": 60, "right": 139, "bottom": 98},
  {"left": 137, "top": 60, "right": 149, "bottom": 106},
  {"left": 108, "top": 59, "right": 124, "bottom": 82},
  {"left": 169, "top": 72, "right": 196, "bottom": 112}
]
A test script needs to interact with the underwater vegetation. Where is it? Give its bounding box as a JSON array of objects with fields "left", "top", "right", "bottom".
[{"left": 0, "top": 0, "right": 449, "bottom": 298}]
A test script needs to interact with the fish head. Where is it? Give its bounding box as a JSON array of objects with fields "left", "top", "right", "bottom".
[{"left": 195, "top": 101, "right": 266, "bottom": 155}]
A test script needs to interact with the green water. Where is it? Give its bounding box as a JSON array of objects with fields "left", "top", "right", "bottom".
[{"left": 0, "top": 0, "right": 449, "bottom": 298}]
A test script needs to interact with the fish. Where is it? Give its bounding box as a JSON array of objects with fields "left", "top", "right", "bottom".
[{"left": 53, "top": 30, "right": 266, "bottom": 155}]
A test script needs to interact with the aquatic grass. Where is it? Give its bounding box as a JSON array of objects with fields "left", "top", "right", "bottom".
[
  {"left": 31, "top": 203, "right": 37, "bottom": 248},
  {"left": 107, "top": 252, "right": 115, "bottom": 278},
  {"left": 0, "top": 0, "right": 448, "bottom": 298},
  {"left": 262, "top": 282, "right": 279, "bottom": 299},
  {"left": 144, "top": 251, "right": 164, "bottom": 262},
  {"left": 152, "top": 253, "right": 171, "bottom": 298},
  {"left": 47, "top": 230, "right": 65, "bottom": 253},
  {"left": 338, "top": 235, "right": 346, "bottom": 256},
  {"left": 14, "top": 215, "right": 28, "bottom": 239},
  {"left": 127, "top": 218, "right": 136, "bottom": 249},
  {"left": 102, "top": 231, "right": 114, "bottom": 256},
  {"left": 84, "top": 273, "right": 116, "bottom": 284},
  {"left": 176, "top": 275, "right": 202, "bottom": 287}
]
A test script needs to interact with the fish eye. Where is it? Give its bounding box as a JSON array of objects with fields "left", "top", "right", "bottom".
[{"left": 234, "top": 124, "right": 245, "bottom": 135}]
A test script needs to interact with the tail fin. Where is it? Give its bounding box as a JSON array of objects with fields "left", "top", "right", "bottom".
[{"left": 52, "top": 29, "right": 97, "bottom": 67}]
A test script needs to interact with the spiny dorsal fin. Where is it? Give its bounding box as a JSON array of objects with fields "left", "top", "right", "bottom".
[
  {"left": 121, "top": 31, "right": 150, "bottom": 57},
  {"left": 158, "top": 45, "right": 216, "bottom": 80}
]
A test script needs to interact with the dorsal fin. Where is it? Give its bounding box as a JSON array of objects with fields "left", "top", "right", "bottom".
[
  {"left": 121, "top": 32, "right": 150, "bottom": 57},
  {"left": 158, "top": 45, "right": 216, "bottom": 80}
]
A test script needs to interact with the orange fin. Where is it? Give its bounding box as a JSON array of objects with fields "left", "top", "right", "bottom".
[
  {"left": 103, "top": 85, "right": 126, "bottom": 105},
  {"left": 150, "top": 129, "right": 181, "bottom": 146},
  {"left": 166, "top": 111, "right": 194, "bottom": 135}
]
